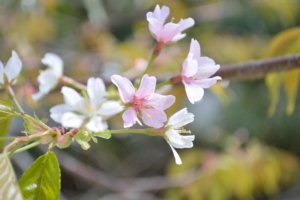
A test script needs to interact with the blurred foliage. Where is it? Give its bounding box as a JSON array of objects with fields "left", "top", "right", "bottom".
[
  {"left": 0, "top": 0, "right": 300, "bottom": 199},
  {"left": 265, "top": 28, "right": 300, "bottom": 116},
  {"left": 166, "top": 138, "right": 300, "bottom": 200}
]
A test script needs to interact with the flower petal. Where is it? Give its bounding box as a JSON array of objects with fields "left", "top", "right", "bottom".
[
  {"left": 136, "top": 74, "right": 156, "bottom": 98},
  {"left": 195, "top": 76, "right": 221, "bottom": 88},
  {"left": 146, "top": 94, "right": 175, "bottom": 110},
  {"left": 168, "top": 143, "right": 182, "bottom": 165},
  {"left": 87, "top": 77, "right": 105, "bottom": 109},
  {"left": 32, "top": 70, "right": 58, "bottom": 100},
  {"left": 41, "top": 53, "right": 63, "bottom": 77},
  {"left": 61, "top": 112, "right": 85, "bottom": 128},
  {"left": 183, "top": 82, "right": 204, "bottom": 104},
  {"left": 111, "top": 75, "right": 135, "bottom": 103},
  {"left": 141, "top": 108, "right": 166, "bottom": 128},
  {"left": 4, "top": 50, "right": 22, "bottom": 82},
  {"left": 50, "top": 104, "right": 73, "bottom": 123},
  {"left": 86, "top": 116, "right": 108, "bottom": 132},
  {"left": 195, "top": 58, "right": 220, "bottom": 79},
  {"left": 0, "top": 61, "right": 4, "bottom": 84},
  {"left": 168, "top": 108, "right": 194, "bottom": 128},
  {"left": 98, "top": 100, "right": 123, "bottom": 116},
  {"left": 166, "top": 129, "right": 195, "bottom": 149},
  {"left": 122, "top": 107, "right": 138, "bottom": 128},
  {"left": 172, "top": 18, "right": 195, "bottom": 42},
  {"left": 181, "top": 57, "right": 198, "bottom": 77},
  {"left": 61, "top": 86, "right": 85, "bottom": 110}
]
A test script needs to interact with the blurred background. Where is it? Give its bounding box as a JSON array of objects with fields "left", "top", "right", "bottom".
[{"left": 1, "top": 0, "right": 300, "bottom": 199}]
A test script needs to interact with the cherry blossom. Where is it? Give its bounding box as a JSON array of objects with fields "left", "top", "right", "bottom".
[
  {"left": 32, "top": 53, "right": 64, "bottom": 100},
  {"left": 0, "top": 50, "right": 22, "bottom": 85},
  {"left": 181, "top": 39, "right": 221, "bottom": 104},
  {"left": 50, "top": 77, "right": 123, "bottom": 132},
  {"left": 111, "top": 74, "right": 175, "bottom": 128},
  {"left": 146, "top": 5, "right": 195, "bottom": 44},
  {"left": 165, "top": 108, "right": 195, "bottom": 165}
]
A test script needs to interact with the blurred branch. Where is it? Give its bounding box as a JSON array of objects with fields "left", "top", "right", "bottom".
[
  {"left": 54, "top": 149, "right": 198, "bottom": 192},
  {"left": 216, "top": 53, "right": 300, "bottom": 80}
]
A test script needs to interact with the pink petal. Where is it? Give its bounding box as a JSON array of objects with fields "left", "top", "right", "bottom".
[
  {"left": 146, "top": 93, "right": 175, "bottom": 110},
  {"left": 183, "top": 82, "right": 204, "bottom": 104},
  {"left": 161, "top": 22, "right": 180, "bottom": 43},
  {"left": 195, "top": 76, "right": 221, "bottom": 88},
  {"left": 136, "top": 74, "right": 156, "bottom": 98},
  {"left": 0, "top": 61, "right": 4, "bottom": 84},
  {"left": 172, "top": 18, "right": 195, "bottom": 42},
  {"left": 141, "top": 108, "right": 167, "bottom": 128},
  {"left": 122, "top": 107, "right": 138, "bottom": 128},
  {"left": 5, "top": 50, "right": 22, "bottom": 82},
  {"left": 181, "top": 57, "right": 198, "bottom": 77},
  {"left": 111, "top": 75, "right": 135, "bottom": 103},
  {"left": 189, "top": 39, "right": 201, "bottom": 58},
  {"left": 196, "top": 57, "right": 220, "bottom": 79}
]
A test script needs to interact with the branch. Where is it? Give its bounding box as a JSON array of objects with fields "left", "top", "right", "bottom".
[
  {"left": 54, "top": 149, "right": 199, "bottom": 192},
  {"left": 217, "top": 53, "right": 300, "bottom": 80}
]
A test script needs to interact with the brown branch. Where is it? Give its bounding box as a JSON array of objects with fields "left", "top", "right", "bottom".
[
  {"left": 216, "top": 53, "right": 300, "bottom": 80},
  {"left": 54, "top": 149, "right": 198, "bottom": 192}
]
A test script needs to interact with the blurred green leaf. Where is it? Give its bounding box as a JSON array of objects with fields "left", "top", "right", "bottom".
[
  {"left": 19, "top": 151, "right": 60, "bottom": 200},
  {"left": 0, "top": 119, "right": 11, "bottom": 148},
  {"left": 0, "top": 153, "right": 23, "bottom": 200},
  {"left": 266, "top": 27, "right": 300, "bottom": 115}
]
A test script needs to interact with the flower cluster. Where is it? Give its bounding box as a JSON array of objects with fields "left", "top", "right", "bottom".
[{"left": 24, "top": 5, "right": 221, "bottom": 165}]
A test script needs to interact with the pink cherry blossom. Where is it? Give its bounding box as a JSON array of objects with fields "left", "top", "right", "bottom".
[
  {"left": 181, "top": 39, "right": 221, "bottom": 104},
  {"left": 111, "top": 74, "right": 175, "bottom": 128},
  {"left": 146, "top": 5, "right": 195, "bottom": 44}
]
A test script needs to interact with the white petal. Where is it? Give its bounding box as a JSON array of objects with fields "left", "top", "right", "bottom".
[
  {"left": 41, "top": 53, "right": 63, "bottom": 77},
  {"left": 4, "top": 50, "right": 22, "bottom": 82},
  {"left": 86, "top": 116, "right": 108, "bottom": 132},
  {"left": 50, "top": 104, "right": 73, "bottom": 123},
  {"left": 32, "top": 70, "right": 59, "bottom": 100},
  {"left": 61, "top": 112, "right": 85, "bottom": 128},
  {"left": 166, "top": 129, "right": 195, "bottom": 149},
  {"left": 87, "top": 77, "right": 105, "bottom": 109},
  {"left": 97, "top": 101, "right": 123, "bottom": 116},
  {"left": 61, "top": 86, "right": 85, "bottom": 110},
  {"left": 0, "top": 61, "right": 4, "bottom": 84},
  {"left": 168, "top": 108, "right": 194, "bottom": 128},
  {"left": 183, "top": 82, "right": 204, "bottom": 104},
  {"left": 169, "top": 143, "right": 182, "bottom": 165}
]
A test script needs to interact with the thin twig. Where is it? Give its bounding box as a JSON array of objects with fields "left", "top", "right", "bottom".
[{"left": 216, "top": 53, "right": 300, "bottom": 80}]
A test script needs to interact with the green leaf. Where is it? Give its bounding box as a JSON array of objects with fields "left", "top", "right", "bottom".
[
  {"left": 19, "top": 151, "right": 60, "bottom": 200},
  {"left": 0, "top": 118, "right": 11, "bottom": 148},
  {"left": 0, "top": 153, "right": 23, "bottom": 200}
]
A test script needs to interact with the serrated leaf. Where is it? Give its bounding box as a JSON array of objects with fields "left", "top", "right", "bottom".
[
  {"left": 0, "top": 153, "right": 23, "bottom": 200},
  {"left": 0, "top": 119, "right": 11, "bottom": 148},
  {"left": 19, "top": 151, "right": 60, "bottom": 200}
]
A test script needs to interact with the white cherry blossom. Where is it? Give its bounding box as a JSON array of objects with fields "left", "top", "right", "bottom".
[
  {"left": 165, "top": 108, "right": 195, "bottom": 165},
  {"left": 50, "top": 77, "right": 123, "bottom": 132},
  {"left": 0, "top": 50, "right": 22, "bottom": 85},
  {"left": 32, "top": 53, "right": 63, "bottom": 100}
]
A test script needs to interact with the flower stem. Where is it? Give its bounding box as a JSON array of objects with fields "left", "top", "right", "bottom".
[
  {"left": 109, "top": 128, "right": 160, "bottom": 136},
  {"left": 9, "top": 141, "right": 40, "bottom": 157},
  {"left": 143, "top": 42, "right": 165, "bottom": 75},
  {"left": 0, "top": 137, "right": 18, "bottom": 141},
  {"left": 61, "top": 76, "right": 86, "bottom": 91},
  {"left": 7, "top": 85, "right": 25, "bottom": 113}
]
